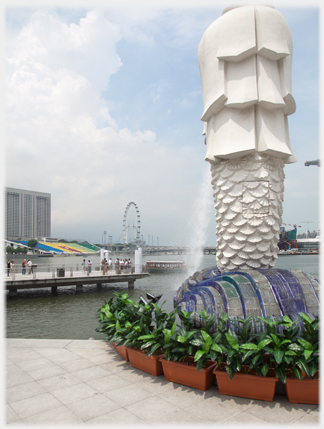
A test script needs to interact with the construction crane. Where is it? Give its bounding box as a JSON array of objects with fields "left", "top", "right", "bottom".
[
  {"left": 300, "top": 221, "right": 320, "bottom": 238},
  {"left": 305, "top": 159, "right": 320, "bottom": 166}
]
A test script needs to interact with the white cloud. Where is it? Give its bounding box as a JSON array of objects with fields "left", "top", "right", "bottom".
[
  {"left": 7, "top": 9, "right": 122, "bottom": 92},
  {"left": 5, "top": 8, "right": 209, "bottom": 244}
]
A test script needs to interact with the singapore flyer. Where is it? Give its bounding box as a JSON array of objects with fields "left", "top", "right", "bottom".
[{"left": 122, "top": 202, "right": 141, "bottom": 244}]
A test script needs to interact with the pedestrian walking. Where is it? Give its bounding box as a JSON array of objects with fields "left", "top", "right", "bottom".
[
  {"left": 82, "top": 259, "right": 86, "bottom": 273},
  {"left": 7, "top": 259, "right": 11, "bottom": 276},
  {"left": 88, "top": 260, "right": 92, "bottom": 274}
]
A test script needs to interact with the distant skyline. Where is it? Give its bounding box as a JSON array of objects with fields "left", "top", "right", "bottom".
[{"left": 2, "top": 1, "right": 321, "bottom": 246}]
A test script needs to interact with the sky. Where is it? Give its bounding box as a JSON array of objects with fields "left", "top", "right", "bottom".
[{"left": 1, "top": 0, "right": 321, "bottom": 247}]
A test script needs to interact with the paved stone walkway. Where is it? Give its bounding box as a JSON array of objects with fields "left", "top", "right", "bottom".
[{"left": 6, "top": 338, "right": 319, "bottom": 426}]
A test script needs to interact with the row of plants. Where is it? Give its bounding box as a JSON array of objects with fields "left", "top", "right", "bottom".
[
  {"left": 95, "top": 292, "right": 319, "bottom": 403},
  {"left": 6, "top": 246, "right": 28, "bottom": 254}
]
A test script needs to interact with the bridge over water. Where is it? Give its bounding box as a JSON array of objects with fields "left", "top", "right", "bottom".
[{"left": 102, "top": 244, "right": 217, "bottom": 255}]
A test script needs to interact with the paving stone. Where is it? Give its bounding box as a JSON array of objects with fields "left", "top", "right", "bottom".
[
  {"left": 23, "top": 361, "right": 66, "bottom": 381},
  {"left": 116, "top": 367, "right": 156, "bottom": 384},
  {"left": 6, "top": 404, "right": 22, "bottom": 424},
  {"left": 56, "top": 357, "right": 97, "bottom": 372},
  {"left": 133, "top": 377, "right": 179, "bottom": 395},
  {"left": 293, "top": 409, "right": 320, "bottom": 425},
  {"left": 104, "top": 383, "right": 153, "bottom": 406},
  {"left": 70, "top": 364, "right": 112, "bottom": 382},
  {"left": 44, "top": 349, "right": 82, "bottom": 365},
  {"left": 86, "top": 407, "right": 149, "bottom": 425},
  {"left": 125, "top": 395, "right": 182, "bottom": 423},
  {"left": 246, "top": 397, "right": 318, "bottom": 425},
  {"left": 10, "top": 392, "right": 62, "bottom": 419},
  {"left": 32, "top": 346, "right": 75, "bottom": 358},
  {"left": 7, "top": 347, "right": 43, "bottom": 364},
  {"left": 86, "top": 373, "right": 133, "bottom": 393},
  {"left": 6, "top": 380, "right": 47, "bottom": 404},
  {"left": 211, "top": 391, "right": 262, "bottom": 412},
  {"left": 66, "top": 394, "right": 121, "bottom": 421},
  {"left": 17, "top": 339, "right": 72, "bottom": 348},
  {"left": 16, "top": 356, "right": 54, "bottom": 372},
  {"left": 6, "top": 357, "right": 15, "bottom": 366},
  {"left": 51, "top": 382, "right": 99, "bottom": 404},
  {"left": 65, "top": 340, "right": 108, "bottom": 350},
  {"left": 6, "top": 338, "right": 28, "bottom": 347},
  {"left": 220, "top": 413, "right": 273, "bottom": 425},
  {"left": 158, "top": 408, "right": 214, "bottom": 424},
  {"left": 37, "top": 372, "right": 83, "bottom": 392},
  {"left": 157, "top": 385, "right": 214, "bottom": 409},
  {"left": 68, "top": 348, "right": 112, "bottom": 358},
  {"left": 6, "top": 338, "right": 317, "bottom": 426},
  {"left": 99, "top": 359, "right": 130, "bottom": 374},
  {"left": 6, "top": 366, "right": 35, "bottom": 388},
  {"left": 182, "top": 397, "right": 243, "bottom": 424},
  {"left": 22, "top": 405, "right": 84, "bottom": 425},
  {"left": 85, "top": 352, "right": 118, "bottom": 365}
]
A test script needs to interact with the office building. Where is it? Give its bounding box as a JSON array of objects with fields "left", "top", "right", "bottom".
[{"left": 5, "top": 187, "right": 51, "bottom": 240}]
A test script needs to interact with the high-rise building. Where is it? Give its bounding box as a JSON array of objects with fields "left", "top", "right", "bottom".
[{"left": 5, "top": 187, "right": 51, "bottom": 240}]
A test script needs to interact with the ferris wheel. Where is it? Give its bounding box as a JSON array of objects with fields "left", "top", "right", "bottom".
[{"left": 123, "top": 202, "right": 141, "bottom": 244}]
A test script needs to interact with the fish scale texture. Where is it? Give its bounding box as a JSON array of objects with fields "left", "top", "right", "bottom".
[{"left": 210, "top": 153, "right": 285, "bottom": 271}]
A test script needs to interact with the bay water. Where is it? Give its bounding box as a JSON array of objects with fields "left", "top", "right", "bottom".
[{"left": 5, "top": 253, "right": 320, "bottom": 340}]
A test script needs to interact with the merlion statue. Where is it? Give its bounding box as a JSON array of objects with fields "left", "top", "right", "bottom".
[
  {"left": 172, "top": 6, "right": 319, "bottom": 328},
  {"left": 198, "top": 5, "right": 296, "bottom": 271}
]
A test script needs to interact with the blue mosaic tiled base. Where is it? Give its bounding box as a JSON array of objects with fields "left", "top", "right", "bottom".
[{"left": 174, "top": 267, "right": 320, "bottom": 333}]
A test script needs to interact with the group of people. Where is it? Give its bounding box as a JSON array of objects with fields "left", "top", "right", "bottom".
[
  {"left": 101, "top": 258, "right": 113, "bottom": 275},
  {"left": 6, "top": 259, "right": 33, "bottom": 276},
  {"left": 81, "top": 259, "right": 92, "bottom": 274},
  {"left": 7, "top": 260, "right": 14, "bottom": 276},
  {"left": 22, "top": 259, "right": 33, "bottom": 274},
  {"left": 114, "top": 258, "right": 132, "bottom": 272},
  {"left": 100, "top": 257, "right": 132, "bottom": 274}
]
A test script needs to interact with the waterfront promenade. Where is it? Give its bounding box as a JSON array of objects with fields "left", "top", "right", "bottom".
[
  {"left": 6, "top": 338, "right": 319, "bottom": 426},
  {"left": 4, "top": 270, "right": 149, "bottom": 296}
]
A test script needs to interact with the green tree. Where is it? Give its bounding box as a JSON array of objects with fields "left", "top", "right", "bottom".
[{"left": 27, "top": 239, "right": 38, "bottom": 248}]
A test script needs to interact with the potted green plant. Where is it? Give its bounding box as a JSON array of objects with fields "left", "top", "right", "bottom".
[
  {"left": 95, "top": 293, "right": 136, "bottom": 361},
  {"left": 124, "top": 303, "right": 176, "bottom": 376},
  {"left": 159, "top": 309, "right": 218, "bottom": 391},
  {"left": 284, "top": 313, "right": 319, "bottom": 404},
  {"left": 213, "top": 315, "right": 278, "bottom": 402}
]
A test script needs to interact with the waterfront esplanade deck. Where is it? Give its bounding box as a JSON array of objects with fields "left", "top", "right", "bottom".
[
  {"left": 4, "top": 269, "right": 150, "bottom": 297},
  {"left": 6, "top": 338, "right": 319, "bottom": 425}
]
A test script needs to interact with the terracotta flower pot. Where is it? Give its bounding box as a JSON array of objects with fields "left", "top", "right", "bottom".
[
  {"left": 126, "top": 347, "right": 164, "bottom": 376},
  {"left": 285, "top": 372, "right": 319, "bottom": 404},
  {"left": 113, "top": 343, "right": 129, "bottom": 362},
  {"left": 159, "top": 356, "right": 216, "bottom": 391},
  {"left": 214, "top": 363, "right": 277, "bottom": 402}
]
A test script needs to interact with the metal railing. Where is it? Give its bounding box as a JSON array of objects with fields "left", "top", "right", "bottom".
[{"left": 4, "top": 263, "right": 137, "bottom": 279}]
